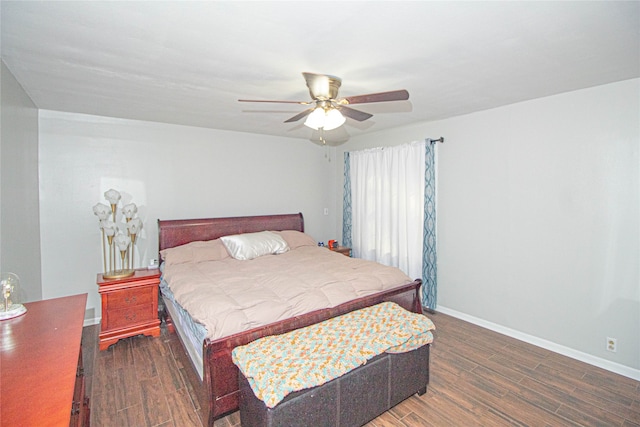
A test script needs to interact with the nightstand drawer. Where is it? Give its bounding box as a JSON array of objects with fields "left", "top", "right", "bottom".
[
  {"left": 105, "top": 303, "right": 156, "bottom": 330},
  {"left": 105, "top": 287, "right": 154, "bottom": 309}
]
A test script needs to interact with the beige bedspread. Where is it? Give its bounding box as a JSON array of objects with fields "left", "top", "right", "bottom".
[{"left": 162, "top": 246, "right": 413, "bottom": 340}]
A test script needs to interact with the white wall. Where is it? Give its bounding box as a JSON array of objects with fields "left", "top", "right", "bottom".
[
  {"left": 336, "top": 79, "right": 639, "bottom": 375},
  {"left": 24, "top": 77, "right": 640, "bottom": 376},
  {"left": 38, "top": 110, "right": 336, "bottom": 322},
  {"left": 0, "top": 60, "right": 41, "bottom": 302}
]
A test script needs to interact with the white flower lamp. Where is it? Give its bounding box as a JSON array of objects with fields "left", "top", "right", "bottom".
[
  {"left": 94, "top": 189, "right": 141, "bottom": 280},
  {"left": 0, "top": 272, "right": 27, "bottom": 320}
]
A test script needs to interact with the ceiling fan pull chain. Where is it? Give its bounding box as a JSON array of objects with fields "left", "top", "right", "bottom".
[{"left": 319, "top": 129, "right": 332, "bottom": 162}]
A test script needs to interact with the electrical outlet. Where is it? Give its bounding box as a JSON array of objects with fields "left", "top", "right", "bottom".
[{"left": 606, "top": 337, "right": 617, "bottom": 352}]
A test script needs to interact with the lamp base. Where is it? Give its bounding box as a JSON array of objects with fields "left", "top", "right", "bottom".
[
  {"left": 0, "top": 304, "right": 27, "bottom": 320},
  {"left": 103, "top": 269, "right": 135, "bottom": 280}
]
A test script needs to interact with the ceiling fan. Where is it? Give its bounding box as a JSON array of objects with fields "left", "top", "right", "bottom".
[{"left": 238, "top": 72, "right": 409, "bottom": 131}]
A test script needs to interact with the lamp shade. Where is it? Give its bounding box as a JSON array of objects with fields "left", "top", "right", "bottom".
[
  {"left": 122, "top": 203, "right": 137, "bottom": 220},
  {"left": 304, "top": 108, "right": 326, "bottom": 130},
  {"left": 93, "top": 203, "right": 111, "bottom": 221},
  {"left": 100, "top": 220, "right": 117, "bottom": 237},
  {"left": 127, "top": 217, "right": 143, "bottom": 235},
  {"left": 324, "top": 108, "right": 346, "bottom": 130},
  {"left": 114, "top": 233, "right": 130, "bottom": 251},
  {"left": 304, "top": 107, "right": 346, "bottom": 131},
  {"left": 104, "top": 189, "right": 121, "bottom": 205}
]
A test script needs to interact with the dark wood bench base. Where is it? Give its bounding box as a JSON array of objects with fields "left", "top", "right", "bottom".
[{"left": 239, "top": 344, "right": 430, "bottom": 427}]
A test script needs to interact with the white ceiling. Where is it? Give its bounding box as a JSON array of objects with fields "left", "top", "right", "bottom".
[{"left": 1, "top": 1, "right": 638, "bottom": 144}]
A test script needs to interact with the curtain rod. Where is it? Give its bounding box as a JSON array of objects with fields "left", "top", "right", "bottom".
[{"left": 430, "top": 137, "right": 444, "bottom": 144}]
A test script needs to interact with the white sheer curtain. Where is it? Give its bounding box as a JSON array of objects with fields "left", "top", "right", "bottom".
[{"left": 350, "top": 141, "right": 425, "bottom": 280}]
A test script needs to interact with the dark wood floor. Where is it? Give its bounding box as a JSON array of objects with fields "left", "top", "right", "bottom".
[{"left": 85, "top": 312, "right": 640, "bottom": 426}]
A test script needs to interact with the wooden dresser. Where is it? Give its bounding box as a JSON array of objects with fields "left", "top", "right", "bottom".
[
  {"left": 97, "top": 268, "right": 161, "bottom": 350},
  {"left": 1, "top": 293, "right": 90, "bottom": 427}
]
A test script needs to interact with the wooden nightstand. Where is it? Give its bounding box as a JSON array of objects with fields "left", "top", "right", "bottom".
[
  {"left": 97, "top": 268, "right": 161, "bottom": 350},
  {"left": 329, "top": 246, "right": 352, "bottom": 257}
]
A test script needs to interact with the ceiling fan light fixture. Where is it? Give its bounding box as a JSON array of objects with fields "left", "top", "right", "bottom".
[
  {"left": 304, "top": 107, "right": 346, "bottom": 131},
  {"left": 241, "top": 72, "right": 409, "bottom": 138}
]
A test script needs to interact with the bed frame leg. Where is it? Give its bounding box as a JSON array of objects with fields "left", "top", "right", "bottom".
[
  {"left": 417, "top": 385, "right": 427, "bottom": 396},
  {"left": 162, "top": 309, "right": 175, "bottom": 334}
]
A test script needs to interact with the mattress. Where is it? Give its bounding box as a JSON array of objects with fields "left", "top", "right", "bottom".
[{"left": 160, "top": 280, "right": 206, "bottom": 380}]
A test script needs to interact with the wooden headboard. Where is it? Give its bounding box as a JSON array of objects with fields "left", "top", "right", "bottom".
[{"left": 157, "top": 212, "right": 304, "bottom": 255}]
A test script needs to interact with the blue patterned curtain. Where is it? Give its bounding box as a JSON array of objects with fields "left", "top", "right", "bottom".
[
  {"left": 422, "top": 139, "right": 438, "bottom": 310},
  {"left": 342, "top": 152, "right": 352, "bottom": 248},
  {"left": 344, "top": 143, "right": 437, "bottom": 310}
]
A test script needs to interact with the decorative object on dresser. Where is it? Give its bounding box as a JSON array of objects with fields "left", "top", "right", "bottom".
[
  {"left": 1, "top": 294, "right": 90, "bottom": 427},
  {"left": 0, "top": 272, "right": 27, "bottom": 320},
  {"left": 93, "top": 188, "right": 144, "bottom": 280},
  {"left": 97, "top": 268, "right": 161, "bottom": 351}
]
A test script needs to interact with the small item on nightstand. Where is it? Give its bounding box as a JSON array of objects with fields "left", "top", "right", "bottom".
[
  {"left": 318, "top": 242, "right": 325, "bottom": 247},
  {"left": 328, "top": 240, "right": 338, "bottom": 249}
]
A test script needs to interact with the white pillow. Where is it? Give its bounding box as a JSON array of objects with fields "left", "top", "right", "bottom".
[{"left": 220, "top": 231, "right": 290, "bottom": 260}]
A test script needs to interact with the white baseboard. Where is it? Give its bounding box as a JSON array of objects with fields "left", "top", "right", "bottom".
[{"left": 436, "top": 305, "right": 640, "bottom": 381}]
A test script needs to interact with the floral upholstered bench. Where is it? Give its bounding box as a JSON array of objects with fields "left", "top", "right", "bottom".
[{"left": 232, "top": 302, "right": 435, "bottom": 427}]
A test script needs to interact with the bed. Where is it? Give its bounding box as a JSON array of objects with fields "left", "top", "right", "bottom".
[{"left": 157, "top": 213, "right": 423, "bottom": 426}]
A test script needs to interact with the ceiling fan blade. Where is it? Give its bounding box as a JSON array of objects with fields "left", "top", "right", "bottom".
[
  {"left": 239, "top": 99, "right": 311, "bottom": 105},
  {"left": 337, "top": 105, "right": 373, "bottom": 122},
  {"left": 342, "top": 89, "right": 409, "bottom": 105},
  {"left": 303, "top": 72, "right": 342, "bottom": 100},
  {"left": 284, "top": 107, "right": 315, "bottom": 123}
]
